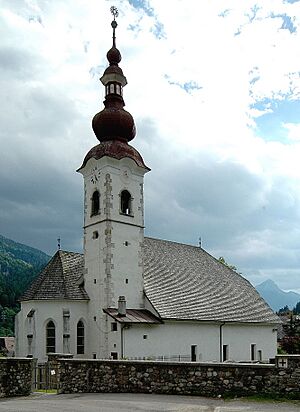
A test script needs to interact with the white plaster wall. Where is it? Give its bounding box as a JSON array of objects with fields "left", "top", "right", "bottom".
[
  {"left": 121, "top": 321, "right": 277, "bottom": 362},
  {"left": 222, "top": 323, "right": 277, "bottom": 362},
  {"left": 15, "top": 300, "right": 88, "bottom": 363},
  {"left": 123, "top": 321, "right": 220, "bottom": 361}
]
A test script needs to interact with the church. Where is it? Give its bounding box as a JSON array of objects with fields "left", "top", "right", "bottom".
[{"left": 15, "top": 10, "right": 279, "bottom": 364}]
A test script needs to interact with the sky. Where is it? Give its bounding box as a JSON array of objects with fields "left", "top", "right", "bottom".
[{"left": 1, "top": 0, "right": 300, "bottom": 293}]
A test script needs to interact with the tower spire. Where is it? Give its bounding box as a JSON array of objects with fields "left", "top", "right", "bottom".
[
  {"left": 92, "top": 7, "right": 136, "bottom": 144},
  {"left": 110, "top": 6, "right": 118, "bottom": 48}
]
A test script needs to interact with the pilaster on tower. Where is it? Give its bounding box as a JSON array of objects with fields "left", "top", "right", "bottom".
[{"left": 77, "top": 7, "right": 150, "bottom": 357}]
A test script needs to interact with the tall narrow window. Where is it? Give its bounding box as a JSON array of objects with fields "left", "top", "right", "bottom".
[
  {"left": 251, "top": 344, "right": 256, "bottom": 361},
  {"left": 46, "top": 320, "right": 55, "bottom": 354},
  {"left": 120, "top": 190, "right": 132, "bottom": 215},
  {"left": 91, "top": 191, "right": 100, "bottom": 216},
  {"left": 222, "top": 344, "right": 228, "bottom": 362},
  {"left": 77, "top": 320, "right": 85, "bottom": 354},
  {"left": 191, "top": 345, "right": 197, "bottom": 362}
]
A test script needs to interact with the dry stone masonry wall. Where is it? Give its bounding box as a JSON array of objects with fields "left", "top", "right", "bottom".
[
  {"left": 0, "top": 358, "right": 33, "bottom": 398},
  {"left": 58, "top": 355, "right": 300, "bottom": 398}
]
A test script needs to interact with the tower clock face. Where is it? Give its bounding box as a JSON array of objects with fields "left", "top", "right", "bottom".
[{"left": 90, "top": 166, "right": 100, "bottom": 184}]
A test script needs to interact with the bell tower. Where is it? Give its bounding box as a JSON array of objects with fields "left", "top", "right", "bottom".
[{"left": 77, "top": 7, "right": 150, "bottom": 358}]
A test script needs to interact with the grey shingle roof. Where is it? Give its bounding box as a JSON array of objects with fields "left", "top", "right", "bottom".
[
  {"left": 21, "top": 238, "right": 279, "bottom": 324},
  {"left": 20, "top": 250, "right": 89, "bottom": 301},
  {"left": 143, "top": 237, "right": 279, "bottom": 324}
]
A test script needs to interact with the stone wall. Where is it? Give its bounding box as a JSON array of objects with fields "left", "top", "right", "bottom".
[
  {"left": 58, "top": 355, "right": 300, "bottom": 398},
  {"left": 0, "top": 358, "right": 34, "bottom": 398}
]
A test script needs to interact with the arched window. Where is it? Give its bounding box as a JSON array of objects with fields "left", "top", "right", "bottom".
[
  {"left": 120, "top": 190, "right": 132, "bottom": 215},
  {"left": 91, "top": 191, "right": 100, "bottom": 216},
  {"left": 46, "top": 320, "right": 55, "bottom": 354},
  {"left": 77, "top": 320, "right": 84, "bottom": 354}
]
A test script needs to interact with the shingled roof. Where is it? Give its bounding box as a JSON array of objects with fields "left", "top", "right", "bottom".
[
  {"left": 143, "top": 238, "right": 279, "bottom": 324},
  {"left": 20, "top": 238, "right": 279, "bottom": 324},
  {"left": 20, "top": 250, "right": 88, "bottom": 301}
]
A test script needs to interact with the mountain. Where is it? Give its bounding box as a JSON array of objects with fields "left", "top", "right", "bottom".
[
  {"left": 0, "top": 234, "right": 50, "bottom": 336},
  {"left": 256, "top": 279, "right": 300, "bottom": 312}
]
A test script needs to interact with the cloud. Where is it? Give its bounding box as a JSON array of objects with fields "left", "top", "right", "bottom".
[{"left": 1, "top": 0, "right": 300, "bottom": 293}]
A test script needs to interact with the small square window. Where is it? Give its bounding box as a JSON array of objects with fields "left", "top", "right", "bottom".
[
  {"left": 94, "top": 279, "right": 97, "bottom": 284},
  {"left": 125, "top": 279, "right": 128, "bottom": 284},
  {"left": 93, "top": 353, "right": 97, "bottom": 359},
  {"left": 143, "top": 334, "right": 148, "bottom": 340},
  {"left": 111, "top": 322, "right": 118, "bottom": 332},
  {"left": 93, "top": 316, "right": 97, "bottom": 321}
]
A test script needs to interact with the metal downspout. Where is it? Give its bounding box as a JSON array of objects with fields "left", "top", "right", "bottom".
[{"left": 219, "top": 322, "right": 225, "bottom": 362}]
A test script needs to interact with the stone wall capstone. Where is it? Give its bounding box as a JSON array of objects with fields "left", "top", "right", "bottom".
[
  {"left": 0, "top": 358, "right": 34, "bottom": 398},
  {"left": 57, "top": 355, "right": 300, "bottom": 398}
]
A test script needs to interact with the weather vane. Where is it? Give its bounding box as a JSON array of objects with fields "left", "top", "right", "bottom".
[
  {"left": 110, "top": 5, "right": 119, "bottom": 19},
  {"left": 57, "top": 237, "right": 61, "bottom": 250},
  {"left": 110, "top": 6, "right": 119, "bottom": 47}
]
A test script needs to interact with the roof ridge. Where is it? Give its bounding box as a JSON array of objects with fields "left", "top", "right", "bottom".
[{"left": 144, "top": 236, "right": 201, "bottom": 250}]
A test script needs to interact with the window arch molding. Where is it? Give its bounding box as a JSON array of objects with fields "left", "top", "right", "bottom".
[
  {"left": 91, "top": 190, "right": 100, "bottom": 216},
  {"left": 76, "top": 319, "right": 85, "bottom": 355},
  {"left": 45, "top": 319, "right": 56, "bottom": 354},
  {"left": 120, "top": 189, "right": 132, "bottom": 216}
]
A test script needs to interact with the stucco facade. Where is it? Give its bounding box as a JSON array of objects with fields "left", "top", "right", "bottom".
[{"left": 15, "top": 300, "right": 88, "bottom": 363}]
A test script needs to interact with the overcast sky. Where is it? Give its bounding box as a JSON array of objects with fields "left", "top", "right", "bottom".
[{"left": 1, "top": 0, "right": 300, "bottom": 292}]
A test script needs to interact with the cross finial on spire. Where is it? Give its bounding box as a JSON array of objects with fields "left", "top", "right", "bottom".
[{"left": 110, "top": 6, "right": 119, "bottom": 47}]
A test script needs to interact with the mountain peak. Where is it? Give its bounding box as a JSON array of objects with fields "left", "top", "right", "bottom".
[{"left": 256, "top": 279, "right": 300, "bottom": 311}]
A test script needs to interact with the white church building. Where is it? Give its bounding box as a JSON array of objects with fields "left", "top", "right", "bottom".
[{"left": 15, "top": 12, "right": 279, "bottom": 364}]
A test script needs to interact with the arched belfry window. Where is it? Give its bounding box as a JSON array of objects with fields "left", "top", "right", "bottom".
[
  {"left": 91, "top": 191, "right": 100, "bottom": 216},
  {"left": 46, "top": 320, "right": 55, "bottom": 354},
  {"left": 77, "top": 320, "right": 85, "bottom": 354},
  {"left": 120, "top": 190, "right": 132, "bottom": 215}
]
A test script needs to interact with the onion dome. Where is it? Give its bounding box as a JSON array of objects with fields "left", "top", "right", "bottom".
[{"left": 92, "top": 8, "right": 136, "bottom": 143}]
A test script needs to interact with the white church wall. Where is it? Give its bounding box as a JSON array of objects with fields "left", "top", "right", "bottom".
[
  {"left": 222, "top": 323, "right": 277, "bottom": 362},
  {"left": 122, "top": 321, "right": 277, "bottom": 362},
  {"left": 15, "top": 300, "right": 88, "bottom": 363},
  {"left": 123, "top": 321, "right": 220, "bottom": 361}
]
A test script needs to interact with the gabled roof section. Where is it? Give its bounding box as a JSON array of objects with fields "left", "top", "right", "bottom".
[
  {"left": 20, "top": 250, "right": 89, "bottom": 301},
  {"left": 143, "top": 237, "right": 279, "bottom": 324}
]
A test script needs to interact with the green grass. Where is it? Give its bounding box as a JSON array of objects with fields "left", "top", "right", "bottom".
[
  {"left": 35, "top": 389, "right": 58, "bottom": 394},
  {"left": 223, "top": 392, "right": 300, "bottom": 403}
]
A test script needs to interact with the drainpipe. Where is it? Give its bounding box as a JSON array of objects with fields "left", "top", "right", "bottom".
[
  {"left": 219, "top": 322, "right": 225, "bottom": 362},
  {"left": 118, "top": 296, "right": 126, "bottom": 359},
  {"left": 121, "top": 324, "right": 125, "bottom": 358}
]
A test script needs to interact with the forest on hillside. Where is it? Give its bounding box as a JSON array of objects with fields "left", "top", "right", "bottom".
[{"left": 0, "top": 235, "right": 50, "bottom": 336}]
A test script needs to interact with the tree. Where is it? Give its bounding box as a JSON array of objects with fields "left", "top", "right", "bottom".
[
  {"left": 280, "top": 313, "right": 300, "bottom": 354},
  {"left": 218, "top": 257, "right": 240, "bottom": 273}
]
